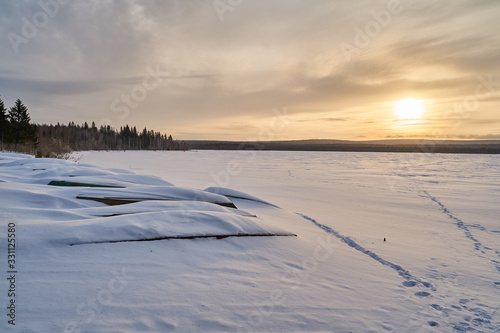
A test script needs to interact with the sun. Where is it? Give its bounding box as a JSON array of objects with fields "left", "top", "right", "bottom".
[{"left": 395, "top": 99, "right": 424, "bottom": 120}]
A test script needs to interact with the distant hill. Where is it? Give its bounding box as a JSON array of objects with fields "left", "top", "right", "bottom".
[{"left": 184, "top": 139, "right": 500, "bottom": 154}]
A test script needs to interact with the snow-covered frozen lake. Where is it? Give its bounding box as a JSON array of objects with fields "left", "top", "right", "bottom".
[{"left": 1, "top": 150, "right": 499, "bottom": 332}]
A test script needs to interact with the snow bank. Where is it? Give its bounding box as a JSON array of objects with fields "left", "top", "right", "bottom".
[
  {"left": 0, "top": 153, "right": 294, "bottom": 246},
  {"left": 204, "top": 186, "right": 279, "bottom": 207}
]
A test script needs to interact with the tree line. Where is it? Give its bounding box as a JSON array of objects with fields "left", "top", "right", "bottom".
[
  {"left": 0, "top": 95, "right": 187, "bottom": 157},
  {"left": 185, "top": 139, "right": 500, "bottom": 154}
]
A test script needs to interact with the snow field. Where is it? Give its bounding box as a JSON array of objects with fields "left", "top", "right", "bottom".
[{"left": 0, "top": 151, "right": 499, "bottom": 332}]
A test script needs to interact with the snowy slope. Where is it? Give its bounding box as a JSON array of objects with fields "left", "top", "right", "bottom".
[{"left": 1, "top": 151, "right": 499, "bottom": 332}]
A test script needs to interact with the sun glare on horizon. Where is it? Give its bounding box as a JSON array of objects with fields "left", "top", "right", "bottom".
[{"left": 395, "top": 99, "right": 424, "bottom": 120}]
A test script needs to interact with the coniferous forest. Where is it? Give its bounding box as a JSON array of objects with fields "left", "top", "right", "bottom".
[{"left": 0, "top": 95, "right": 187, "bottom": 157}]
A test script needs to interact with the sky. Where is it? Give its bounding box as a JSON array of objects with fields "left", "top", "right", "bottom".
[{"left": 1, "top": 0, "right": 500, "bottom": 141}]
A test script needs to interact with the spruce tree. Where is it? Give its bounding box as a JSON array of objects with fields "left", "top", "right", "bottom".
[
  {"left": 0, "top": 96, "right": 9, "bottom": 150},
  {"left": 8, "top": 99, "right": 34, "bottom": 148}
]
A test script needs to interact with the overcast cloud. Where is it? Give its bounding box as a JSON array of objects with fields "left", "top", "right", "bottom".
[{"left": 1, "top": 0, "right": 499, "bottom": 140}]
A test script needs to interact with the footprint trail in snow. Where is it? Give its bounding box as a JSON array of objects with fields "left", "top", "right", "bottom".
[
  {"left": 295, "top": 212, "right": 434, "bottom": 290},
  {"left": 295, "top": 212, "right": 500, "bottom": 332},
  {"left": 423, "top": 190, "right": 500, "bottom": 273}
]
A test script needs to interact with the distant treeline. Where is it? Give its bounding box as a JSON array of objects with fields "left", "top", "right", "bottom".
[
  {"left": 185, "top": 140, "right": 500, "bottom": 154},
  {"left": 0, "top": 95, "right": 186, "bottom": 157},
  {"left": 37, "top": 122, "right": 187, "bottom": 156}
]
